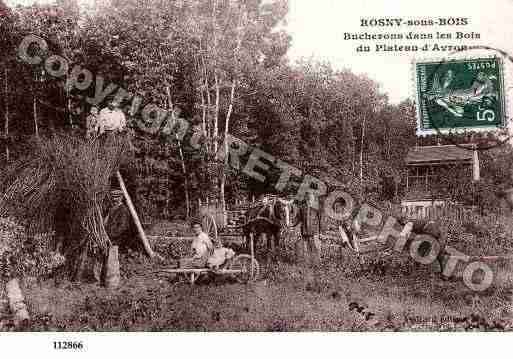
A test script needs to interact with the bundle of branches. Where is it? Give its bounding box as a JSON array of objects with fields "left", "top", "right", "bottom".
[
  {"left": 1, "top": 140, "right": 59, "bottom": 228},
  {"left": 0, "top": 133, "right": 130, "bottom": 280}
]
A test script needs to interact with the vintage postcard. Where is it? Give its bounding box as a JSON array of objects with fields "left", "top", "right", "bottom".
[{"left": 0, "top": 0, "right": 512, "bottom": 357}]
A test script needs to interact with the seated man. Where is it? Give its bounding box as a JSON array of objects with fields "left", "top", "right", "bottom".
[{"left": 179, "top": 222, "right": 214, "bottom": 269}]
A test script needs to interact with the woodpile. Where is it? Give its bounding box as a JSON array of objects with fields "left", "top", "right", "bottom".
[
  {"left": 0, "top": 134, "right": 147, "bottom": 281},
  {"left": 6, "top": 278, "right": 29, "bottom": 325}
]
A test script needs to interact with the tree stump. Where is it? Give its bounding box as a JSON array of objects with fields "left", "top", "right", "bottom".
[{"left": 295, "top": 239, "right": 306, "bottom": 264}]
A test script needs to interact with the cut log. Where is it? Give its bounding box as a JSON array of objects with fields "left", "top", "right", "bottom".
[
  {"left": 104, "top": 245, "right": 120, "bottom": 289},
  {"left": 116, "top": 171, "right": 155, "bottom": 258},
  {"left": 6, "top": 278, "right": 30, "bottom": 325}
]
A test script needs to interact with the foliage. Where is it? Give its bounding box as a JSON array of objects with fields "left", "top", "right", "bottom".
[
  {"left": 1, "top": 0, "right": 512, "bottom": 220},
  {"left": 0, "top": 216, "right": 64, "bottom": 281},
  {"left": 438, "top": 210, "right": 513, "bottom": 256}
]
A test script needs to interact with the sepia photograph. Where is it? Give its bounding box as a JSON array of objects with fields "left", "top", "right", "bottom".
[{"left": 0, "top": 0, "right": 512, "bottom": 356}]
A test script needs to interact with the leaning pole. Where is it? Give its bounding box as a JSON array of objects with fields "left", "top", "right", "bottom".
[{"left": 116, "top": 171, "right": 156, "bottom": 258}]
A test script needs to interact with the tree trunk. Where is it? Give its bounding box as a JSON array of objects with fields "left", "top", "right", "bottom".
[
  {"left": 210, "top": 73, "right": 221, "bottom": 203},
  {"left": 203, "top": 57, "right": 212, "bottom": 155},
  {"left": 3, "top": 68, "right": 9, "bottom": 163},
  {"left": 33, "top": 95, "right": 39, "bottom": 138},
  {"left": 359, "top": 116, "right": 366, "bottom": 193},
  {"left": 387, "top": 130, "right": 391, "bottom": 161},
  {"left": 218, "top": 10, "right": 244, "bottom": 216},
  {"left": 166, "top": 86, "right": 191, "bottom": 218},
  {"left": 175, "top": 136, "right": 190, "bottom": 218},
  {"left": 220, "top": 80, "right": 237, "bottom": 217},
  {"left": 199, "top": 68, "right": 208, "bottom": 152},
  {"left": 213, "top": 73, "right": 220, "bottom": 157},
  {"left": 212, "top": 0, "right": 220, "bottom": 159}
]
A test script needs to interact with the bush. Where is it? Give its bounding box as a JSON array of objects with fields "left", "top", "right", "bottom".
[
  {"left": 0, "top": 217, "right": 64, "bottom": 281},
  {"left": 0, "top": 216, "right": 24, "bottom": 257},
  {"left": 442, "top": 215, "right": 503, "bottom": 256}
]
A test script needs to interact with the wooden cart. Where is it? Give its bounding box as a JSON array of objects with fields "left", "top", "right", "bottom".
[
  {"left": 157, "top": 252, "right": 260, "bottom": 285},
  {"left": 197, "top": 198, "right": 251, "bottom": 244},
  {"left": 152, "top": 199, "right": 259, "bottom": 285}
]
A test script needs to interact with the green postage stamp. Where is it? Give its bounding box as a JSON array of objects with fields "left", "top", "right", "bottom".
[{"left": 415, "top": 57, "right": 507, "bottom": 136}]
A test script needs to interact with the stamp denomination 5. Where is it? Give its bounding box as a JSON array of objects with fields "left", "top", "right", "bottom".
[{"left": 414, "top": 56, "right": 507, "bottom": 136}]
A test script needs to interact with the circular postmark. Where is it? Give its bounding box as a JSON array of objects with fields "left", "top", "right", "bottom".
[{"left": 418, "top": 46, "right": 513, "bottom": 152}]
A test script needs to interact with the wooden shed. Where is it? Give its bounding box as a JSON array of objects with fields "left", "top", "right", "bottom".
[{"left": 401, "top": 144, "right": 480, "bottom": 219}]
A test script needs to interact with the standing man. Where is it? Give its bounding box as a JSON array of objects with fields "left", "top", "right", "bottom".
[
  {"left": 98, "top": 99, "right": 142, "bottom": 224},
  {"left": 297, "top": 191, "right": 323, "bottom": 290},
  {"left": 85, "top": 106, "right": 99, "bottom": 139},
  {"left": 97, "top": 100, "right": 127, "bottom": 135}
]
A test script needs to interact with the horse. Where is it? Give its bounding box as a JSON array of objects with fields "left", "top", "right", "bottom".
[{"left": 242, "top": 195, "right": 299, "bottom": 263}]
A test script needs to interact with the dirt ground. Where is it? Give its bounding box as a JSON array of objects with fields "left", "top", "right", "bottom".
[{"left": 16, "top": 220, "right": 513, "bottom": 331}]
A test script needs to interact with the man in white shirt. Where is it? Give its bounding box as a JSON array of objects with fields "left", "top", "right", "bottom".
[
  {"left": 97, "top": 100, "right": 127, "bottom": 135},
  {"left": 191, "top": 222, "right": 214, "bottom": 260},
  {"left": 180, "top": 222, "right": 214, "bottom": 268}
]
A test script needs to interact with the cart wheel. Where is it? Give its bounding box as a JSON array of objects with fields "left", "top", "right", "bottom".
[
  {"left": 202, "top": 214, "right": 218, "bottom": 242},
  {"left": 229, "top": 254, "right": 260, "bottom": 283}
]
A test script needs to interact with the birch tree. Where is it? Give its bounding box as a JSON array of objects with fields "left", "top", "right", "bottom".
[{"left": 186, "top": 0, "right": 289, "bottom": 213}]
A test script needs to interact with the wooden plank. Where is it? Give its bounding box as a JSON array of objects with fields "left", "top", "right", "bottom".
[
  {"left": 358, "top": 235, "right": 379, "bottom": 244},
  {"left": 147, "top": 235, "right": 244, "bottom": 242},
  {"left": 250, "top": 233, "right": 255, "bottom": 278},
  {"left": 158, "top": 269, "right": 210, "bottom": 273},
  {"left": 117, "top": 171, "right": 155, "bottom": 258},
  {"left": 147, "top": 235, "right": 195, "bottom": 241},
  {"left": 357, "top": 244, "right": 388, "bottom": 253},
  {"left": 450, "top": 255, "right": 513, "bottom": 260},
  {"left": 157, "top": 269, "right": 244, "bottom": 274}
]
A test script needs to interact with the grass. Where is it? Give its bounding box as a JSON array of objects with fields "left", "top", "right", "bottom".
[
  {"left": 19, "top": 260, "right": 513, "bottom": 331},
  {"left": 3, "top": 218, "right": 513, "bottom": 331}
]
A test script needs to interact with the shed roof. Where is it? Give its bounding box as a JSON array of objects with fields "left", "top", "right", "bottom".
[{"left": 406, "top": 145, "right": 474, "bottom": 166}]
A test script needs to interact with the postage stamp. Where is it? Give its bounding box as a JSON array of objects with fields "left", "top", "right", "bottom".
[{"left": 414, "top": 57, "right": 507, "bottom": 136}]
